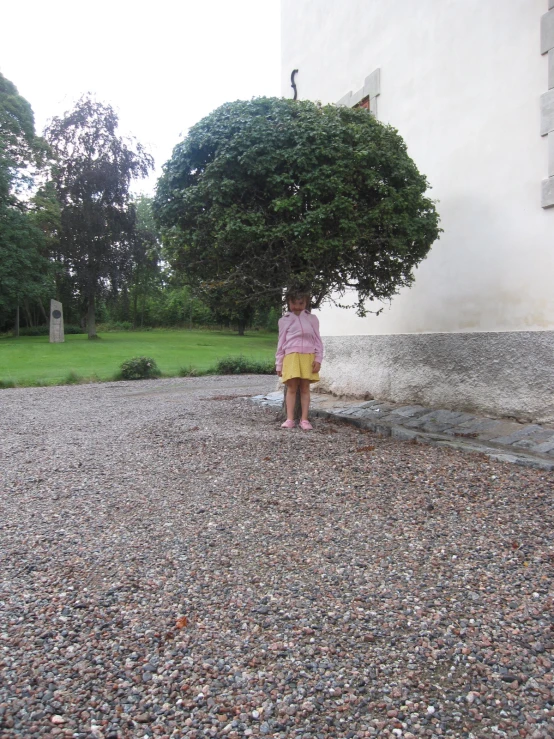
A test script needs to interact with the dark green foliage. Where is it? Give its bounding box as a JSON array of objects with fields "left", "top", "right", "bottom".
[
  {"left": 16, "top": 326, "right": 49, "bottom": 336},
  {"left": 178, "top": 365, "right": 201, "bottom": 377},
  {"left": 63, "top": 371, "right": 83, "bottom": 384},
  {"left": 0, "top": 74, "right": 53, "bottom": 325},
  {"left": 124, "top": 195, "right": 163, "bottom": 330},
  {"left": 97, "top": 321, "right": 133, "bottom": 332},
  {"left": 0, "top": 208, "right": 51, "bottom": 310},
  {"left": 45, "top": 97, "right": 154, "bottom": 339},
  {"left": 0, "top": 72, "right": 48, "bottom": 202},
  {"left": 64, "top": 324, "right": 86, "bottom": 334},
  {"left": 119, "top": 356, "right": 161, "bottom": 381},
  {"left": 155, "top": 97, "right": 441, "bottom": 317},
  {"left": 16, "top": 324, "right": 84, "bottom": 336},
  {"left": 214, "top": 355, "right": 275, "bottom": 375}
]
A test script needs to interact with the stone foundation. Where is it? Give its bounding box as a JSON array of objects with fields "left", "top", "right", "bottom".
[{"left": 318, "top": 331, "right": 554, "bottom": 425}]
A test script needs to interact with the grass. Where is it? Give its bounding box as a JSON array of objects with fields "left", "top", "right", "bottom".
[{"left": 0, "top": 329, "right": 277, "bottom": 388}]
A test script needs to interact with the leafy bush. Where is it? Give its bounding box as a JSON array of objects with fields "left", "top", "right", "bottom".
[
  {"left": 214, "top": 356, "right": 275, "bottom": 375},
  {"left": 264, "top": 307, "right": 280, "bottom": 333},
  {"left": 96, "top": 321, "right": 133, "bottom": 332},
  {"left": 16, "top": 324, "right": 85, "bottom": 336},
  {"left": 119, "top": 356, "right": 161, "bottom": 381},
  {"left": 179, "top": 365, "right": 202, "bottom": 377},
  {"left": 63, "top": 371, "right": 83, "bottom": 384},
  {"left": 0, "top": 379, "right": 16, "bottom": 389},
  {"left": 17, "top": 326, "right": 48, "bottom": 336}
]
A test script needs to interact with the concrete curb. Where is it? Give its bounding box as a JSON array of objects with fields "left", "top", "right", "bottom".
[{"left": 251, "top": 392, "right": 554, "bottom": 472}]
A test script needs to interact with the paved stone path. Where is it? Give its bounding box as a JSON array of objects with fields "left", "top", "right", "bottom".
[{"left": 252, "top": 390, "right": 554, "bottom": 471}]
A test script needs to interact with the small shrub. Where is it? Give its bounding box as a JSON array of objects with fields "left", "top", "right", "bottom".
[
  {"left": 64, "top": 371, "right": 83, "bottom": 385},
  {"left": 119, "top": 356, "right": 161, "bottom": 381},
  {"left": 0, "top": 379, "right": 16, "bottom": 389},
  {"left": 214, "top": 356, "right": 275, "bottom": 375},
  {"left": 96, "top": 321, "right": 133, "bottom": 332},
  {"left": 16, "top": 324, "right": 85, "bottom": 336},
  {"left": 64, "top": 324, "right": 86, "bottom": 334},
  {"left": 179, "top": 365, "right": 201, "bottom": 377},
  {"left": 265, "top": 307, "right": 280, "bottom": 332},
  {"left": 18, "top": 326, "right": 49, "bottom": 336}
]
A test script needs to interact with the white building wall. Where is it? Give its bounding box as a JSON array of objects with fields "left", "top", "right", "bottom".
[{"left": 281, "top": 0, "right": 554, "bottom": 336}]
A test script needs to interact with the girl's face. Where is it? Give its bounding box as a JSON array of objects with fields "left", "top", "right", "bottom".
[{"left": 288, "top": 297, "right": 307, "bottom": 315}]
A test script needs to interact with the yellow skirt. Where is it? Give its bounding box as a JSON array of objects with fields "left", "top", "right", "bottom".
[{"left": 280, "top": 352, "right": 320, "bottom": 383}]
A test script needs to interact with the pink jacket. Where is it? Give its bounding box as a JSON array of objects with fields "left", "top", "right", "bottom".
[{"left": 275, "top": 310, "right": 324, "bottom": 371}]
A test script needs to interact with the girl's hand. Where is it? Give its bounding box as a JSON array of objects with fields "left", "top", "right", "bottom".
[
  {"left": 312, "top": 361, "right": 321, "bottom": 373},
  {"left": 277, "top": 369, "right": 282, "bottom": 376}
]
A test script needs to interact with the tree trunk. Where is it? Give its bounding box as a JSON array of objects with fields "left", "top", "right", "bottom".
[
  {"left": 23, "top": 299, "right": 34, "bottom": 328},
  {"left": 38, "top": 298, "right": 48, "bottom": 324},
  {"left": 87, "top": 294, "right": 97, "bottom": 339},
  {"left": 14, "top": 303, "right": 20, "bottom": 338},
  {"left": 237, "top": 319, "right": 246, "bottom": 336}
]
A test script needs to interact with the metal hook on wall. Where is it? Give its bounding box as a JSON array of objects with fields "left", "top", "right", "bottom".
[{"left": 291, "top": 69, "right": 298, "bottom": 101}]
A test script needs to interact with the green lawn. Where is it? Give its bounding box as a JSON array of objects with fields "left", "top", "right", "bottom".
[{"left": 0, "top": 329, "right": 277, "bottom": 386}]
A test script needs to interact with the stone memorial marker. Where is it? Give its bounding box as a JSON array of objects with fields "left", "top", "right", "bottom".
[{"left": 49, "top": 299, "right": 64, "bottom": 343}]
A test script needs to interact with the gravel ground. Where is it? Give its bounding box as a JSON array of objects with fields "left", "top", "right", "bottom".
[{"left": 0, "top": 376, "right": 553, "bottom": 739}]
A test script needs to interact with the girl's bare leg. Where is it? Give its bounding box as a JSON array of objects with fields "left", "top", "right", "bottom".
[
  {"left": 299, "top": 379, "right": 311, "bottom": 421},
  {"left": 285, "top": 378, "right": 299, "bottom": 420}
]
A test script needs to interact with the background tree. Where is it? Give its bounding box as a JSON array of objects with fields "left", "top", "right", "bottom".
[
  {"left": 0, "top": 209, "right": 52, "bottom": 334},
  {"left": 0, "top": 73, "right": 51, "bottom": 334},
  {"left": 154, "top": 97, "right": 440, "bottom": 318},
  {"left": 128, "top": 195, "right": 162, "bottom": 329},
  {"left": 45, "top": 97, "right": 153, "bottom": 338},
  {"left": 0, "top": 72, "right": 47, "bottom": 202}
]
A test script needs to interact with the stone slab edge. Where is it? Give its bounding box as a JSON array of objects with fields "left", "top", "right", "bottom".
[
  {"left": 249, "top": 394, "right": 554, "bottom": 470},
  {"left": 309, "top": 409, "right": 554, "bottom": 471},
  {"left": 250, "top": 396, "right": 554, "bottom": 471}
]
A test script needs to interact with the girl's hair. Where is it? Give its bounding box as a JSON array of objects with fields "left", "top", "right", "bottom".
[{"left": 285, "top": 288, "right": 311, "bottom": 307}]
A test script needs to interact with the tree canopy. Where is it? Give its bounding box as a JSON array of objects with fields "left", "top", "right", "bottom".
[
  {"left": 154, "top": 97, "right": 441, "bottom": 316},
  {"left": 0, "top": 73, "right": 51, "bottom": 328},
  {"left": 0, "top": 72, "right": 47, "bottom": 204},
  {"left": 45, "top": 97, "right": 154, "bottom": 337}
]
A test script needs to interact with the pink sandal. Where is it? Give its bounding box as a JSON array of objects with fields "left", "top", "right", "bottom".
[
  {"left": 299, "top": 419, "right": 313, "bottom": 431},
  {"left": 281, "top": 419, "right": 296, "bottom": 429}
]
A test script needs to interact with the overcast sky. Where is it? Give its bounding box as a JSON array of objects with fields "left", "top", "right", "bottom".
[{"left": 1, "top": 0, "right": 281, "bottom": 193}]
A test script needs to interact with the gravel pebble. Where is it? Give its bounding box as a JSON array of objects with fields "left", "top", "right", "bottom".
[{"left": 0, "top": 375, "right": 553, "bottom": 738}]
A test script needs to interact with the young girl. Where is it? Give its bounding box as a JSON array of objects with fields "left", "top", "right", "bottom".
[{"left": 275, "top": 290, "right": 324, "bottom": 430}]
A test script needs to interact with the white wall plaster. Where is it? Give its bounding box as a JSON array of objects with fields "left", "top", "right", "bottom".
[
  {"left": 281, "top": 0, "right": 554, "bottom": 417},
  {"left": 282, "top": 0, "right": 554, "bottom": 334}
]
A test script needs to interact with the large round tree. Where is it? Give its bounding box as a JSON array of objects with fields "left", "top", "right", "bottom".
[{"left": 154, "top": 97, "right": 440, "bottom": 317}]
